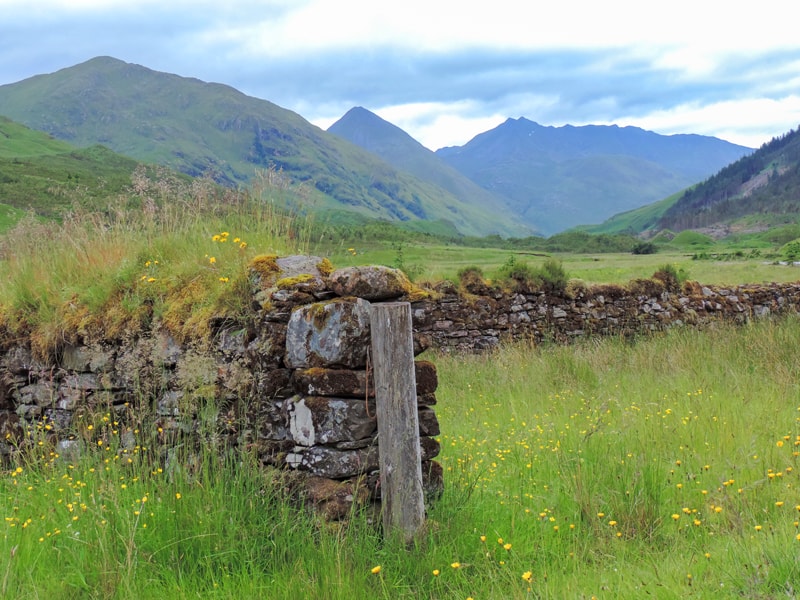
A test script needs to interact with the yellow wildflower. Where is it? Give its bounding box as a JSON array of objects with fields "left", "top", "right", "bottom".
[{"left": 371, "top": 565, "right": 381, "bottom": 574}]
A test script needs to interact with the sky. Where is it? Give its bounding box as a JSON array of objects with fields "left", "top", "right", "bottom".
[{"left": 1, "top": 0, "right": 800, "bottom": 151}]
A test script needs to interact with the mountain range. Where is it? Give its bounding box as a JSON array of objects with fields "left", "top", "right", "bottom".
[
  {"left": 0, "top": 57, "right": 524, "bottom": 237},
  {"left": 328, "top": 109, "right": 752, "bottom": 235},
  {"left": 434, "top": 118, "right": 751, "bottom": 233},
  {"left": 0, "top": 56, "right": 759, "bottom": 236}
]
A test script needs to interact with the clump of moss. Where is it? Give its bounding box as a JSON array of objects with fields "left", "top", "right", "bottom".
[
  {"left": 627, "top": 278, "right": 666, "bottom": 297},
  {"left": 587, "top": 283, "right": 627, "bottom": 300},
  {"left": 403, "top": 286, "right": 432, "bottom": 303},
  {"left": 316, "top": 257, "right": 334, "bottom": 277},
  {"left": 161, "top": 279, "right": 214, "bottom": 345},
  {"left": 249, "top": 254, "right": 280, "bottom": 279},
  {"left": 564, "top": 278, "right": 588, "bottom": 300},
  {"left": 457, "top": 266, "right": 489, "bottom": 295}
]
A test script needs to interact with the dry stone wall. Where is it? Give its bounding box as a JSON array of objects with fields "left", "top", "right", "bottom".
[
  {"left": 412, "top": 279, "right": 800, "bottom": 351},
  {"left": 2, "top": 254, "right": 800, "bottom": 518},
  {"left": 0, "top": 257, "right": 442, "bottom": 520}
]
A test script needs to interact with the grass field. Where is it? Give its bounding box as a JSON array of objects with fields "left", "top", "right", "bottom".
[
  {"left": 3, "top": 317, "right": 800, "bottom": 598},
  {"left": 322, "top": 239, "right": 800, "bottom": 287}
]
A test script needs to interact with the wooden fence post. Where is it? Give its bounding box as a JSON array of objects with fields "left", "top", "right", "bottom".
[{"left": 369, "top": 302, "right": 425, "bottom": 544}]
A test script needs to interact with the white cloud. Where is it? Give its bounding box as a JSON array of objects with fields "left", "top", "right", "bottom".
[
  {"left": 2, "top": 0, "right": 800, "bottom": 151},
  {"left": 608, "top": 96, "right": 800, "bottom": 147}
]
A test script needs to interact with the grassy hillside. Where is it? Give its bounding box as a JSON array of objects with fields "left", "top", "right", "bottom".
[
  {"left": 579, "top": 191, "right": 685, "bottom": 235},
  {"left": 0, "top": 57, "right": 522, "bottom": 237},
  {"left": 0, "top": 115, "right": 76, "bottom": 157},
  {"left": 0, "top": 117, "right": 154, "bottom": 223}
]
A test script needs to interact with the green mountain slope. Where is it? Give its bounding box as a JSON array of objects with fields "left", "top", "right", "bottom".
[
  {"left": 0, "top": 115, "right": 76, "bottom": 158},
  {"left": 657, "top": 127, "right": 800, "bottom": 231},
  {"left": 579, "top": 192, "right": 685, "bottom": 235},
  {"left": 0, "top": 57, "right": 520, "bottom": 236},
  {"left": 589, "top": 126, "right": 800, "bottom": 236},
  {"left": 0, "top": 117, "right": 146, "bottom": 221}
]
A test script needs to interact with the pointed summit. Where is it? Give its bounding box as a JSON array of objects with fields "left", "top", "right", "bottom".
[{"left": 329, "top": 107, "right": 528, "bottom": 235}]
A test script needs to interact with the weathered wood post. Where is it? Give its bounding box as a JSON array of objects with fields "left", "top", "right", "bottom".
[{"left": 369, "top": 302, "right": 425, "bottom": 544}]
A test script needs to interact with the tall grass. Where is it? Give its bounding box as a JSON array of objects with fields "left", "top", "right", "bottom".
[
  {"left": 3, "top": 317, "right": 800, "bottom": 598},
  {"left": 0, "top": 168, "right": 313, "bottom": 358}
]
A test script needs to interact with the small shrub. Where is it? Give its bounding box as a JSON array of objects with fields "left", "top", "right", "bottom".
[
  {"left": 652, "top": 264, "right": 689, "bottom": 292},
  {"left": 537, "top": 258, "right": 569, "bottom": 293},
  {"left": 498, "top": 256, "right": 536, "bottom": 283},
  {"left": 781, "top": 239, "right": 800, "bottom": 261},
  {"left": 631, "top": 241, "right": 657, "bottom": 255}
]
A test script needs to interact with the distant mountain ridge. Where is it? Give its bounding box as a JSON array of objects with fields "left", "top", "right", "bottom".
[
  {"left": 435, "top": 117, "right": 752, "bottom": 234},
  {"left": 0, "top": 57, "right": 524, "bottom": 237}
]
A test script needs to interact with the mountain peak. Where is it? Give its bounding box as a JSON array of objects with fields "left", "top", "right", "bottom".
[{"left": 328, "top": 106, "right": 426, "bottom": 151}]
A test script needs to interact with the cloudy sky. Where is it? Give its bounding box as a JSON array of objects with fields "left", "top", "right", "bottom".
[{"left": 2, "top": 0, "right": 800, "bottom": 150}]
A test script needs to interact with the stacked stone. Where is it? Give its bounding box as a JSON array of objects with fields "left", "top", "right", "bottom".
[
  {"left": 412, "top": 281, "right": 800, "bottom": 351},
  {"left": 279, "top": 265, "right": 443, "bottom": 519},
  {"left": 0, "top": 256, "right": 444, "bottom": 521}
]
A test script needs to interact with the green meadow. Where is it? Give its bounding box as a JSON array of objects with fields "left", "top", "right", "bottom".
[{"left": 2, "top": 177, "right": 800, "bottom": 598}]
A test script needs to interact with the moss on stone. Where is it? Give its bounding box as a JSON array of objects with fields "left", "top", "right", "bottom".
[
  {"left": 308, "top": 302, "right": 333, "bottom": 331},
  {"left": 276, "top": 273, "right": 316, "bottom": 290}
]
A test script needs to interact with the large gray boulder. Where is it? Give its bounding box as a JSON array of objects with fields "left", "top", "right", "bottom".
[{"left": 284, "top": 298, "right": 371, "bottom": 368}]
